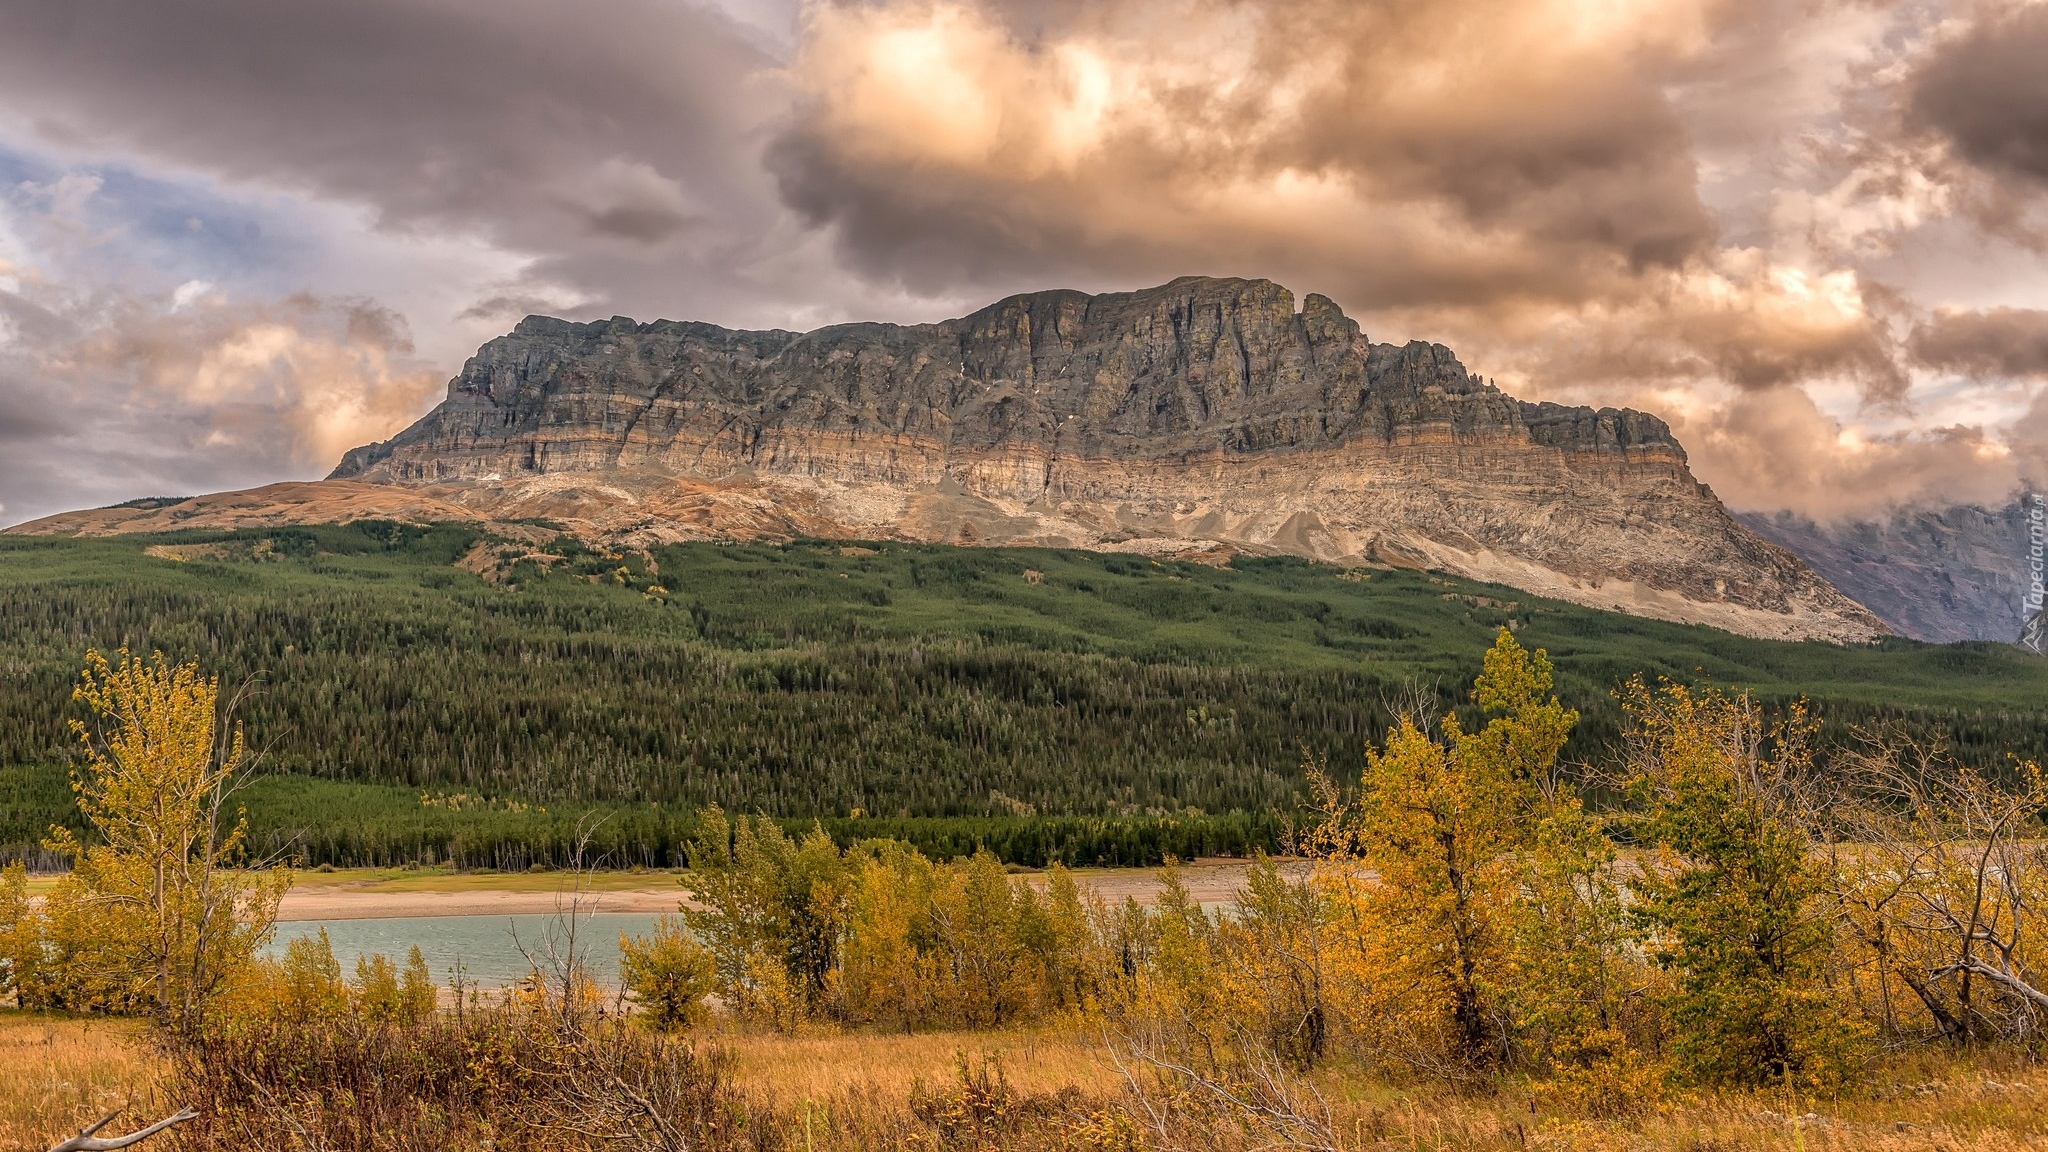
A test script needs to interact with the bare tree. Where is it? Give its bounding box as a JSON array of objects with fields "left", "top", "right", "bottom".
[
  {"left": 508, "top": 814, "right": 744, "bottom": 1151},
  {"left": 511, "top": 812, "right": 614, "bottom": 1027},
  {"left": 1835, "top": 725, "right": 2048, "bottom": 1044},
  {"left": 1379, "top": 675, "right": 1443, "bottom": 738}
]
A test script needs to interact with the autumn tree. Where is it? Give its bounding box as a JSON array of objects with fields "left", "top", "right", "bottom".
[
  {"left": 41, "top": 650, "right": 289, "bottom": 1028},
  {"left": 1622, "top": 679, "right": 1863, "bottom": 1088},
  {"left": 681, "top": 807, "right": 849, "bottom": 1029},
  {"left": 0, "top": 862, "right": 43, "bottom": 1007},
  {"left": 1314, "top": 630, "right": 1576, "bottom": 1069},
  {"left": 620, "top": 915, "right": 718, "bottom": 1032}
]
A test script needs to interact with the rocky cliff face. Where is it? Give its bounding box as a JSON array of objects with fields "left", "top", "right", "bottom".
[
  {"left": 20, "top": 276, "right": 1888, "bottom": 642},
  {"left": 1740, "top": 499, "right": 2041, "bottom": 644}
]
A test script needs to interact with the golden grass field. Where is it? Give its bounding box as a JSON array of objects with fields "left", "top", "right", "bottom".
[
  {"left": 9, "top": 1008, "right": 2048, "bottom": 1151},
  {"left": 0, "top": 1013, "right": 164, "bottom": 1152}
]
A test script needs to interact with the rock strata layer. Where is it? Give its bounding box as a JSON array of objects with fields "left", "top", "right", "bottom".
[{"left": 16, "top": 277, "right": 1887, "bottom": 642}]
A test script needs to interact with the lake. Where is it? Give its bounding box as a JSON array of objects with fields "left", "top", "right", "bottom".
[{"left": 268, "top": 912, "right": 670, "bottom": 989}]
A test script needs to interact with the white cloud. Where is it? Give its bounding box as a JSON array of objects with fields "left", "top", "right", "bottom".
[{"left": 170, "top": 278, "right": 212, "bottom": 311}]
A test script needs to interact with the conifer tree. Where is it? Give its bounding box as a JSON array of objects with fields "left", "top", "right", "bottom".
[{"left": 1623, "top": 680, "right": 1864, "bottom": 1087}]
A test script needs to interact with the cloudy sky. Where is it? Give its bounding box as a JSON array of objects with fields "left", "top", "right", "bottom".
[{"left": 2, "top": 0, "right": 2046, "bottom": 526}]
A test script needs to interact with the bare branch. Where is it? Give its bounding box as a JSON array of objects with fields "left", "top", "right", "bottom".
[{"left": 46, "top": 1108, "right": 198, "bottom": 1152}]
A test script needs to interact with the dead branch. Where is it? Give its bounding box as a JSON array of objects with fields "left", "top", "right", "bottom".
[
  {"left": 46, "top": 1108, "right": 198, "bottom": 1152},
  {"left": 1106, "top": 1020, "right": 1339, "bottom": 1152}
]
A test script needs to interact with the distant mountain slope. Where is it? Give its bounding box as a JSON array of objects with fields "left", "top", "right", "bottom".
[
  {"left": 1739, "top": 499, "right": 2037, "bottom": 644},
  {"left": 12, "top": 276, "right": 1886, "bottom": 643}
]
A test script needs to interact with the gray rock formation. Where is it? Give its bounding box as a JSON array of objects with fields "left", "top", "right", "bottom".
[
  {"left": 16, "top": 276, "right": 1888, "bottom": 643},
  {"left": 323, "top": 277, "right": 1882, "bottom": 641},
  {"left": 337, "top": 279, "right": 1682, "bottom": 487},
  {"left": 1739, "top": 498, "right": 2041, "bottom": 644}
]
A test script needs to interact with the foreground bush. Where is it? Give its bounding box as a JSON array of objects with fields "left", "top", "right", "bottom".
[
  {"left": 620, "top": 914, "right": 718, "bottom": 1032},
  {"left": 682, "top": 817, "right": 1104, "bottom": 1032},
  {"left": 172, "top": 1001, "right": 762, "bottom": 1152}
]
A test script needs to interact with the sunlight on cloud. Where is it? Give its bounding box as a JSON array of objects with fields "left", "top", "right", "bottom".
[
  {"left": 51, "top": 294, "right": 444, "bottom": 476},
  {"left": 0, "top": 0, "right": 2040, "bottom": 525},
  {"left": 1672, "top": 385, "right": 2031, "bottom": 517},
  {"left": 777, "top": 0, "right": 2048, "bottom": 520}
]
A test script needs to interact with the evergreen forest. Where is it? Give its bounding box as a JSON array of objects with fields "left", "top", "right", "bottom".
[{"left": 2, "top": 521, "right": 2042, "bottom": 867}]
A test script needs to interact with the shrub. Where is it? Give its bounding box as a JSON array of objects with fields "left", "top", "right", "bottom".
[
  {"left": 174, "top": 983, "right": 760, "bottom": 1151},
  {"left": 620, "top": 915, "right": 717, "bottom": 1032}
]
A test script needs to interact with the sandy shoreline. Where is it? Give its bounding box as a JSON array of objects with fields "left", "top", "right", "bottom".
[
  {"left": 272, "top": 857, "right": 1287, "bottom": 921},
  {"left": 277, "top": 886, "right": 692, "bottom": 920}
]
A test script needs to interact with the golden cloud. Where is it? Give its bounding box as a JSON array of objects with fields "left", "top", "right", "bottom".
[
  {"left": 775, "top": 0, "right": 1722, "bottom": 302},
  {"left": 37, "top": 293, "right": 442, "bottom": 476}
]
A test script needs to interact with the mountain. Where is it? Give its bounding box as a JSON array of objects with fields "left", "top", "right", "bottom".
[
  {"left": 1739, "top": 498, "right": 2042, "bottom": 644},
  {"left": 12, "top": 276, "right": 1886, "bottom": 642}
]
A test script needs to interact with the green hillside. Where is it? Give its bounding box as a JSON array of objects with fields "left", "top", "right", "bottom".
[{"left": 2, "top": 522, "right": 2042, "bottom": 866}]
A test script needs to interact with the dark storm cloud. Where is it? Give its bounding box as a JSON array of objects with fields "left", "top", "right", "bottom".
[
  {"left": 1909, "top": 2, "right": 2048, "bottom": 187},
  {"left": 1910, "top": 307, "right": 2048, "bottom": 379},
  {"left": 341, "top": 302, "right": 416, "bottom": 357},
  {"left": 0, "top": 0, "right": 791, "bottom": 323},
  {"left": 458, "top": 293, "right": 578, "bottom": 322}
]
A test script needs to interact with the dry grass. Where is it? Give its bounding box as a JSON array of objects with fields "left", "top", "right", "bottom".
[
  {"left": 7, "top": 1007, "right": 2048, "bottom": 1151},
  {"left": 707, "top": 1027, "right": 2048, "bottom": 1150},
  {"left": 719, "top": 1026, "right": 1120, "bottom": 1103},
  {"left": 0, "top": 1013, "right": 165, "bottom": 1152},
  {"left": 1294, "top": 1050, "right": 2048, "bottom": 1152}
]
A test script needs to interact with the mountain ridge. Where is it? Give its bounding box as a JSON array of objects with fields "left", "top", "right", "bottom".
[
  {"left": 14, "top": 276, "right": 1887, "bottom": 643},
  {"left": 1739, "top": 499, "right": 2039, "bottom": 644}
]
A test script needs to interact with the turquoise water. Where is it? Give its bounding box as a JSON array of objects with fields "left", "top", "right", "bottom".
[
  {"left": 268, "top": 913, "right": 668, "bottom": 989},
  {"left": 272, "top": 902, "right": 1234, "bottom": 991}
]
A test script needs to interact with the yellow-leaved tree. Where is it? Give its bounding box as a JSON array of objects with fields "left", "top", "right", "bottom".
[
  {"left": 41, "top": 650, "right": 290, "bottom": 1029},
  {"left": 1314, "top": 629, "right": 1619, "bottom": 1077},
  {"left": 619, "top": 915, "right": 718, "bottom": 1032}
]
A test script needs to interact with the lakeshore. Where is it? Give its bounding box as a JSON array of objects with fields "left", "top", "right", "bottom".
[{"left": 268, "top": 856, "right": 1282, "bottom": 920}]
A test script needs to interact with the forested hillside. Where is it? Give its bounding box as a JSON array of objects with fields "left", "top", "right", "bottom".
[{"left": 2, "top": 523, "right": 2042, "bottom": 866}]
